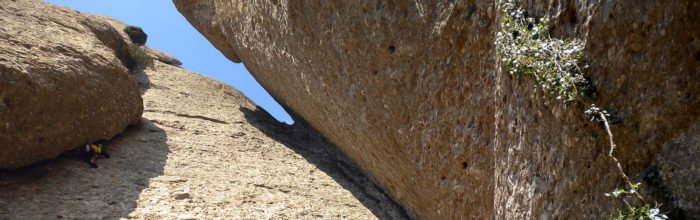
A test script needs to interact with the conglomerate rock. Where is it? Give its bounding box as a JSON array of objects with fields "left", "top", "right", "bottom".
[
  {"left": 174, "top": 0, "right": 699, "bottom": 218},
  {"left": 0, "top": 0, "right": 143, "bottom": 169}
]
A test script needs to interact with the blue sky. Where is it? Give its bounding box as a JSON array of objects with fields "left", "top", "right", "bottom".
[{"left": 43, "top": 0, "right": 294, "bottom": 124}]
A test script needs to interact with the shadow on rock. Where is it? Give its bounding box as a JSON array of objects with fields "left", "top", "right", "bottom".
[
  {"left": 133, "top": 69, "right": 152, "bottom": 96},
  {"left": 240, "top": 106, "right": 410, "bottom": 220},
  {"left": 0, "top": 118, "right": 169, "bottom": 219}
]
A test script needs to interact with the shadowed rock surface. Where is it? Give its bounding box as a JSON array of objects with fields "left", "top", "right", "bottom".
[
  {"left": 0, "top": 0, "right": 142, "bottom": 169},
  {"left": 173, "top": 0, "right": 699, "bottom": 218}
]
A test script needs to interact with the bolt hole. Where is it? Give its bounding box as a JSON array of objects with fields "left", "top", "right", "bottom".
[
  {"left": 388, "top": 45, "right": 396, "bottom": 53},
  {"left": 441, "top": 176, "right": 446, "bottom": 181},
  {"left": 372, "top": 70, "right": 378, "bottom": 75},
  {"left": 461, "top": 162, "right": 468, "bottom": 169}
]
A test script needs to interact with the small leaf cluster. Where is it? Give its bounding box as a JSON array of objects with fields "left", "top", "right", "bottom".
[
  {"left": 495, "top": 0, "right": 589, "bottom": 107},
  {"left": 584, "top": 104, "right": 621, "bottom": 126},
  {"left": 607, "top": 204, "right": 668, "bottom": 220},
  {"left": 604, "top": 182, "right": 641, "bottom": 198},
  {"left": 127, "top": 44, "right": 154, "bottom": 71},
  {"left": 604, "top": 183, "right": 668, "bottom": 220}
]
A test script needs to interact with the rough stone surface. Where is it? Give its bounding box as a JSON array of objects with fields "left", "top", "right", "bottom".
[
  {"left": 0, "top": 55, "right": 407, "bottom": 219},
  {"left": 143, "top": 45, "right": 183, "bottom": 66},
  {"left": 174, "top": 0, "right": 699, "bottom": 219},
  {"left": 0, "top": 0, "right": 143, "bottom": 169}
]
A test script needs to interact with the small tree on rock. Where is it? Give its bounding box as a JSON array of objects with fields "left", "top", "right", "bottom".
[{"left": 123, "top": 26, "right": 147, "bottom": 45}]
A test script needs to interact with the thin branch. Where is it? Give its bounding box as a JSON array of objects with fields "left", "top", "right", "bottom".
[
  {"left": 622, "top": 198, "right": 634, "bottom": 212},
  {"left": 597, "top": 112, "right": 646, "bottom": 204}
]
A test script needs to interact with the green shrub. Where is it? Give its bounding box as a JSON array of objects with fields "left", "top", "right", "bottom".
[
  {"left": 494, "top": 0, "right": 590, "bottom": 108},
  {"left": 123, "top": 25, "right": 147, "bottom": 45},
  {"left": 607, "top": 204, "right": 667, "bottom": 220},
  {"left": 127, "top": 44, "right": 154, "bottom": 71},
  {"left": 496, "top": 1, "right": 668, "bottom": 218}
]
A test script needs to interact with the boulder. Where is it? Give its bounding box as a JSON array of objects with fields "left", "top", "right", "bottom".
[
  {"left": 0, "top": 0, "right": 143, "bottom": 169},
  {"left": 174, "top": 0, "right": 699, "bottom": 218}
]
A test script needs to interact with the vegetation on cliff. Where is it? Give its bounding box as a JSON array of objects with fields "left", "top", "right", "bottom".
[
  {"left": 494, "top": 0, "right": 590, "bottom": 108},
  {"left": 123, "top": 25, "right": 147, "bottom": 45},
  {"left": 495, "top": 1, "right": 667, "bottom": 219},
  {"left": 126, "top": 44, "right": 154, "bottom": 71},
  {"left": 123, "top": 26, "right": 154, "bottom": 71}
]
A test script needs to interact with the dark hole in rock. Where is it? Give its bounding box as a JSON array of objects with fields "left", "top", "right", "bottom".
[
  {"left": 461, "top": 162, "right": 468, "bottom": 169},
  {"left": 388, "top": 45, "right": 395, "bottom": 53},
  {"left": 441, "top": 176, "right": 446, "bottom": 181},
  {"left": 464, "top": 4, "right": 476, "bottom": 21},
  {"left": 373, "top": 70, "right": 378, "bottom": 75}
]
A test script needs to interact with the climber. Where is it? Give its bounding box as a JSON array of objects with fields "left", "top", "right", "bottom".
[{"left": 61, "top": 142, "right": 110, "bottom": 168}]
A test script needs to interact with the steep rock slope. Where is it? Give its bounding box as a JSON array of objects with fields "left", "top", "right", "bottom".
[
  {"left": 0, "top": 0, "right": 143, "bottom": 168},
  {"left": 173, "top": 0, "right": 699, "bottom": 219},
  {"left": 0, "top": 5, "right": 407, "bottom": 217},
  {"left": 0, "top": 57, "right": 407, "bottom": 219}
]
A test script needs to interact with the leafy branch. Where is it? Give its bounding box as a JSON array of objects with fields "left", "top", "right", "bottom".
[
  {"left": 586, "top": 105, "right": 667, "bottom": 220},
  {"left": 494, "top": 0, "right": 590, "bottom": 108},
  {"left": 496, "top": 1, "right": 668, "bottom": 219}
]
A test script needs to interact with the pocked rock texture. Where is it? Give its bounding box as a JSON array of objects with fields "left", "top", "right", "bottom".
[
  {"left": 0, "top": 0, "right": 142, "bottom": 169},
  {"left": 174, "top": 0, "right": 700, "bottom": 219}
]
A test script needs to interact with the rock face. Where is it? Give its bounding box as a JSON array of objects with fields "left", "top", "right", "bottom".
[
  {"left": 0, "top": 0, "right": 143, "bottom": 169},
  {"left": 174, "top": 0, "right": 699, "bottom": 219},
  {"left": 1, "top": 40, "right": 407, "bottom": 219}
]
